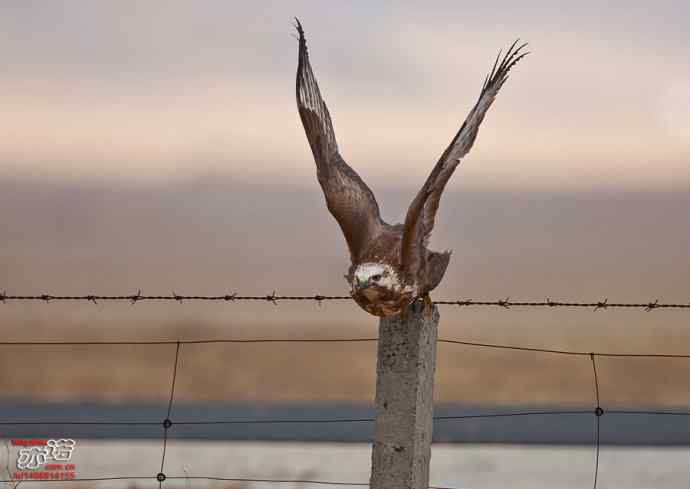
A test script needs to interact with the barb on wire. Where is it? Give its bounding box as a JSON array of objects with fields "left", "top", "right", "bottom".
[{"left": 594, "top": 298, "right": 608, "bottom": 312}]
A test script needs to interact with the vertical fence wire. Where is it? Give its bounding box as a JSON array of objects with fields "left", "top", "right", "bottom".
[
  {"left": 590, "top": 353, "right": 602, "bottom": 489},
  {"left": 158, "top": 342, "right": 181, "bottom": 487}
]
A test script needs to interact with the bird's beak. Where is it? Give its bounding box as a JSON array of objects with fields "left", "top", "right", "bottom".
[{"left": 361, "top": 287, "right": 380, "bottom": 301}]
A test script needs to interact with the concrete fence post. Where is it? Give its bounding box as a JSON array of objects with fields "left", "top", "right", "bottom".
[{"left": 370, "top": 300, "right": 439, "bottom": 489}]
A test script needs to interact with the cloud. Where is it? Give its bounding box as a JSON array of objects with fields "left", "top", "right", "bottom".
[{"left": 0, "top": 1, "right": 688, "bottom": 190}]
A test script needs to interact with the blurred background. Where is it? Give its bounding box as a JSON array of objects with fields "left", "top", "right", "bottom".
[{"left": 1, "top": 1, "right": 689, "bottom": 488}]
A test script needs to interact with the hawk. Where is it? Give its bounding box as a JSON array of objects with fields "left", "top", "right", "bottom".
[{"left": 295, "top": 19, "right": 527, "bottom": 317}]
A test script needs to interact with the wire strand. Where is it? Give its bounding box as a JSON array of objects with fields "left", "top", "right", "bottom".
[
  {"left": 0, "top": 410, "right": 599, "bottom": 427},
  {"left": 590, "top": 353, "right": 602, "bottom": 489},
  {"left": 2, "top": 338, "right": 690, "bottom": 359}
]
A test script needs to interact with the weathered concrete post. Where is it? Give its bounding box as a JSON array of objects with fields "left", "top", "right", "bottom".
[{"left": 370, "top": 300, "right": 439, "bottom": 489}]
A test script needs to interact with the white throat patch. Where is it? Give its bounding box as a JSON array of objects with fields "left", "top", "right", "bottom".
[{"left": 353, "top": 263, "right": 402, "bottom": 292}]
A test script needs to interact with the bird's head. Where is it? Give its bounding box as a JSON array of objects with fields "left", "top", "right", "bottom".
[{"left": 346, "top": 262, "right": 413, "bottom": 316}]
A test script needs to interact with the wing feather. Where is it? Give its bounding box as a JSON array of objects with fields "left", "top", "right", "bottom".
[
  {"left": 295, "top": 19, "right": 383, "bottom": 262},
  {"left": 401, "top": 41, "right": 528, "bottom": 276}
]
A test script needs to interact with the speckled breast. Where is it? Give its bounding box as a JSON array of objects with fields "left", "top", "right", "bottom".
[{"left": 351, "top": 288, "right": 416, "bottom": 317}]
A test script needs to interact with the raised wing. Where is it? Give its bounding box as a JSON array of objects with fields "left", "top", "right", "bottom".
[
  {"left": 401, "top": 40, "right": 528, "bottom": 277},
  {"left": 295, "top": 19, "right": 383, "bottom": 262}
]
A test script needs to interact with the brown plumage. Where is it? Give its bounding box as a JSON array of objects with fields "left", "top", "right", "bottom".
[{"left": 295, "top": 19, "right": 528, "bottom": 317}]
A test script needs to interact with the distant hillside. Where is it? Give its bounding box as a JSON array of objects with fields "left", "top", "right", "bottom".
[{"left": 1, "top": 179, "right": 689, "bottom": 405}]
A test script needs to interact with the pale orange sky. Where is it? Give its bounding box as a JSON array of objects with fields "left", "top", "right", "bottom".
[{"left": 0, "top": 1, "right": 688, "bottom": 190}]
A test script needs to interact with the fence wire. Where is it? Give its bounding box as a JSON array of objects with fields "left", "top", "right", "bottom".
[{"left": 2, "top": 296, "right": 690, "bottom": 488}]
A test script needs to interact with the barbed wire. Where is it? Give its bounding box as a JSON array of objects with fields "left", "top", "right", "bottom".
[{"left": 1, "top": 291, "right": 689, "bottom": 310}]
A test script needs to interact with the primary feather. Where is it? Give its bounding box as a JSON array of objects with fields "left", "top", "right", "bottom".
[{"left": 400, "top": 41, "right": 529, "bottom": 281}]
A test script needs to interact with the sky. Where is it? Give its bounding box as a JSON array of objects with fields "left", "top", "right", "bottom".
[{"left": 0, "top": 0, "right": 688, "bottom": 190}]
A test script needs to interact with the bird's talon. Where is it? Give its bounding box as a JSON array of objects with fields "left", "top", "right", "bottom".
[{"left": 423, "top": 294, "right": 433, "bottom": 317}]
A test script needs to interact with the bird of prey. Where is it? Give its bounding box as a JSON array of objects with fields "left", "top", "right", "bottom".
[{"left": 295, "top": 19, "right": 527, "bottom": 317}]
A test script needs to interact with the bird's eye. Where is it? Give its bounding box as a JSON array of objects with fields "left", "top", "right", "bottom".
[{"left": 371, "top": 274, "right": 382, "bottom": 282}]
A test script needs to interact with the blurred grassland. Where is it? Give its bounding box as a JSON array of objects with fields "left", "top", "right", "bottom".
[
  {"left": 1, "top": 181, "right": 689, "bottom": 406},
  {"left": 2, "top": 315, "right": 690, "bottom": 407}
]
